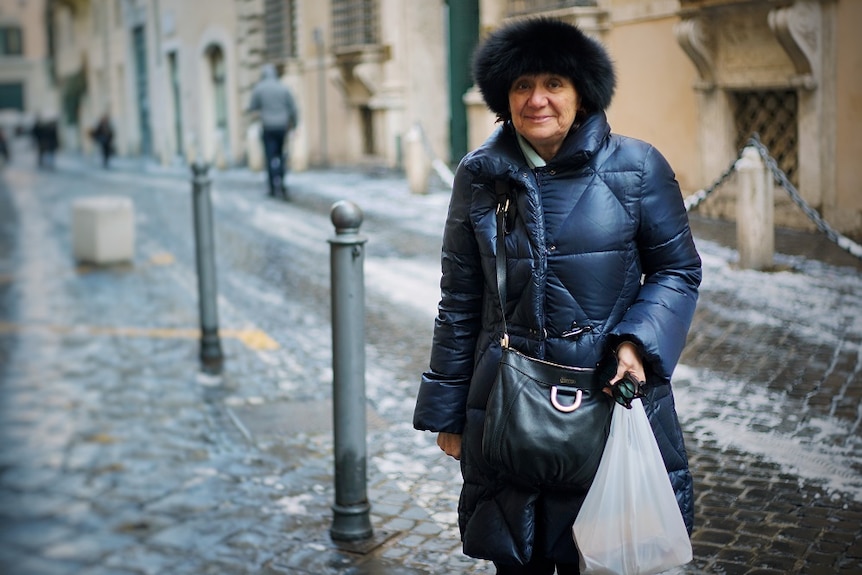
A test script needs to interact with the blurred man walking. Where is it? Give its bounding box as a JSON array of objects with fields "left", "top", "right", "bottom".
[{"left": 247, "top": 64, "right": 299, "bottom": 199}]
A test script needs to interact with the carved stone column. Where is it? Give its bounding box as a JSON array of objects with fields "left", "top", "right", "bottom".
[
  {"left": 768, "top": 0, "right": 835, "bottom": 211},
  {"left": 675, "top": 16, "right": 736, "bottom": 213}
]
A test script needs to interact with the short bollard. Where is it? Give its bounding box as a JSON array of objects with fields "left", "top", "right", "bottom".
[
  {"left": 191, "top": 162, "right": 224, "bottom": 373},
  {"left": 328, "top": 200, "right": 373, "bottom": 542}
]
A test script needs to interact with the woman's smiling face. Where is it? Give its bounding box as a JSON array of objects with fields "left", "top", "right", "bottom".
[{"left": 508, "top": 73, "right": 580, "bottom": 162}]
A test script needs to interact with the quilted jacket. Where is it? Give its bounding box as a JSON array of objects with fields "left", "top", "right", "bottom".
[{"left": 413, "top": 111, "right": 702, "bottom": 565}]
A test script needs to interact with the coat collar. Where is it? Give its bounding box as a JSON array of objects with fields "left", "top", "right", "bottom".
[{"left": 547, "top": 111, "right": 611, "bottom": 169}]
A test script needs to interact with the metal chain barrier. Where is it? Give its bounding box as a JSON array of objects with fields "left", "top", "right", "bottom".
[
  {"left": 747, "top": 134, "right": 862, "bottom": 260},
  {"left": 683, "top": 149, "right": 743, "bottom": 212},
  {"left": 685, "top": 134, "right": 862, "bottom": 261}
]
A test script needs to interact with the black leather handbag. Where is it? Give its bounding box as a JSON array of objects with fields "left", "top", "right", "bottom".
[{"left": 482, "top": 181, "right": 613, "bottom": 491}]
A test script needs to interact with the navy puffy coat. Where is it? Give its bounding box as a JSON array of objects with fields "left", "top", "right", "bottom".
[{"left": 413, "top": 112, "right": 701, "bottom": 565}]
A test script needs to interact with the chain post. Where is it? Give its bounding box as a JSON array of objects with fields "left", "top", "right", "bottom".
[{"left": 734, "top": 146, "right": 775, "bottom": 270}]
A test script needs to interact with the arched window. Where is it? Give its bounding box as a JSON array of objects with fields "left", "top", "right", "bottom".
[
  {"left": 207, "top": 45, "right": 228, "bottom": 131},
  {"left": 0, "top": 25, "right": 22, "bottom": 56}
]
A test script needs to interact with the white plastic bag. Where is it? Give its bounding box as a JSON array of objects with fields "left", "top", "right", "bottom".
[{"left": 573, "top": 399, "right": 692, "bottom": 575}]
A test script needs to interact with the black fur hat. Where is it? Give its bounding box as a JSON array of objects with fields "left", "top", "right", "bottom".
[{"left": 472, "top": 18, "right": 616, "bottom": 121}]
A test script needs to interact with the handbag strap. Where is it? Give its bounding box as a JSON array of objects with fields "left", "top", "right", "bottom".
[{"left": 495, "top": 180, "right": 510, "bottom": 347}]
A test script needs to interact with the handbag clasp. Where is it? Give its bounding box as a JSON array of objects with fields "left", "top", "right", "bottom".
[{"left": 551, "top": 387, "right": 583, "bottom": 413}]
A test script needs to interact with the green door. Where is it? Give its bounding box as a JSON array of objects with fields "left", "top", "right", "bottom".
[
  {"left": 132, "top": 25, "right": 152, "bottom": 156},
  {"left": 446, "top": 0, "right": 479, "bottom": 163}
]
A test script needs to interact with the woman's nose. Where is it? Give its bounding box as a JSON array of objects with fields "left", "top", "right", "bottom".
[{"left": 528, "top": 87, "right": 549, "bottom": 106}]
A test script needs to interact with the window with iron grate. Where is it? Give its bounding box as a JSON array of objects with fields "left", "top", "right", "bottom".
[
  {"left": 507, "top": 0, "right": 597, "bottom": 17},
  {"left": 264, "top": 0, "right": 298, "bottom": 62},
  {"left": 332, "top": 0, "right": 378, "bottom": 49},
  {"left": 732, "top": 90, "right": 798, "bottom": 187}
]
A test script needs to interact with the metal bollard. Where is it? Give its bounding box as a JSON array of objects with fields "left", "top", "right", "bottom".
[
  {"left": 191, "top": 162, "right": 224, "bottom": 373},
  {"left": 735, "top": 146, "right": 775, "bottom": 270},
  {"left": 328, "top": 200, "right": 373, "bottom": 542}
]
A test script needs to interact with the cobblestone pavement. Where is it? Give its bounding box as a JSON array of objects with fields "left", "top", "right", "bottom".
[{"left": 0, "top": 144, "right": 860, "bottom": 575}]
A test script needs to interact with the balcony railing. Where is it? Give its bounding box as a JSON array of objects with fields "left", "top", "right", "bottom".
[
  {"left": 507, "top": 0, "right": 597, "bottom": 17},
  {"left": 332, "top": 0, "right": 378, "bottom": 51}
]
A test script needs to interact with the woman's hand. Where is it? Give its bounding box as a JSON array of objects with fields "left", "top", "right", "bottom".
[
  {"left": 612, "top": 341, "right": 645, "bottom": 384},
  {"left": 437, "top": 432, "right": 462, "bottom": 460},
  {"left": 603, "top": 341, "right": 646, "bottom": 404}
]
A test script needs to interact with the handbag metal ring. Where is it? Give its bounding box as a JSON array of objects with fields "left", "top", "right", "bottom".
[{"left": 550, "top": 387, "right": 583, "bottom": 413}]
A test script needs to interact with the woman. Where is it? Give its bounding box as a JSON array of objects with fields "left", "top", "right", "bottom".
[{"left": 413, "top": 18, "right": 702, "bottom": 574}]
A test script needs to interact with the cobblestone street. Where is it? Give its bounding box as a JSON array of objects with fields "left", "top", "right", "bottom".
[{"left": 0, "top": 146, "right": 860, "bottom": 574}]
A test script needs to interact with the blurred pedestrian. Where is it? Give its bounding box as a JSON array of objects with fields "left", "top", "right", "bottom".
[
  {"left": 31, "top": 114, "right": 59, "bottom": 168},
  {"left": 89, "top": 113, "right": 115, "bottom": 168},
  {"left": 247, "top": 63, "right": 298, "bottom": 199},
  {"left": 412, "top": 18, "right": 702, "bottom": 574},
  {"left": 0, "top": 127, "right": 9, "bottom": 165}
]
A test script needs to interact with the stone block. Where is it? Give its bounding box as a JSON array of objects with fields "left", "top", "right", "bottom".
[{"left": 71, "top": 196, "right": 135, "bottom": 265}]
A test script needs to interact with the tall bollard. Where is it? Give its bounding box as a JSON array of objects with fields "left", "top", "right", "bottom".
[
  {"left": 191, "top": 162, "right": 224, "bottom": 373},
  {"left": 735, "top": 146, "right": 775, "bottom": 270},
  {"left": 328, "top": 200, "right": 373, "bottom": 542}
]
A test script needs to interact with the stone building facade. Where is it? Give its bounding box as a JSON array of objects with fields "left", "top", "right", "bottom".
[
  {"left": 469, "top": 0, "right": 861, "bottom": 239},
  {"left": 43, "top": 0, "right": 449, "bottom": 172},
  {"left": 673, "top": 0, "right": 860, "bottom": 235},
  {"left": 49, "top": 0, "right": 259, "bottom": 166},
  {"left": 27, "top": 0, "right": 862, "bottom": 238},
  {"left": 0, "top": 0, "right": 56, "bottom": 133}
]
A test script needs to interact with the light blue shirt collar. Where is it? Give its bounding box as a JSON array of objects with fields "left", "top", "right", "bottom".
[{"left": 516, "top": 133, "right": 547, "bottom": 169}]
